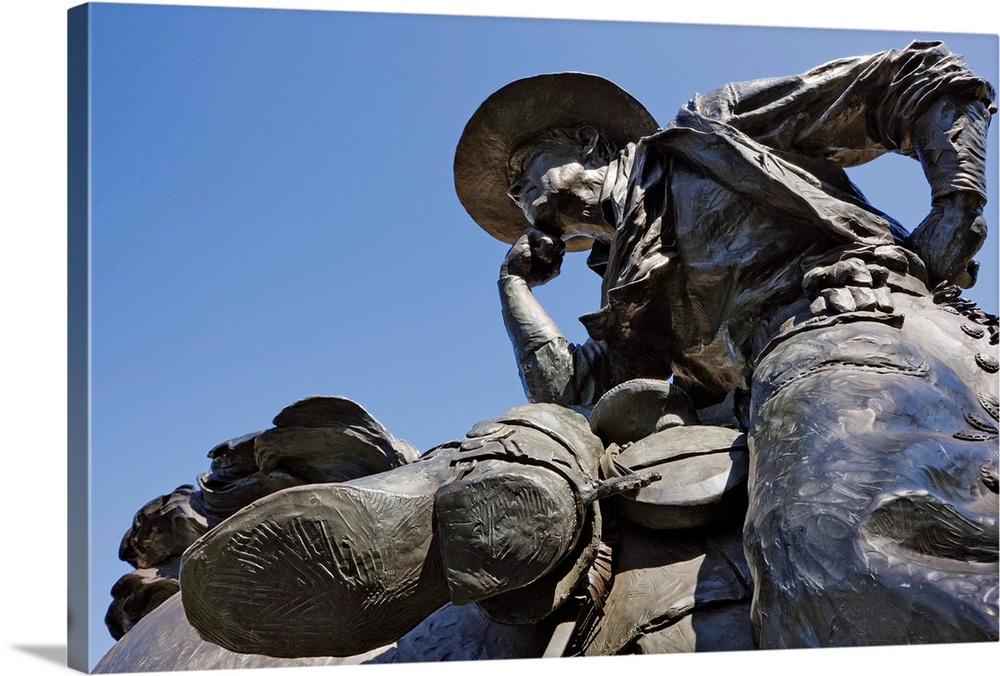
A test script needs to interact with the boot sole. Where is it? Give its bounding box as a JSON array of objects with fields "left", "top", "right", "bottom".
[
  {"left": 181, "top": 482, "right": 448, "bottom": 657},
  {"left": 435, "top": 462, "right": 578, "bottom": 604}
]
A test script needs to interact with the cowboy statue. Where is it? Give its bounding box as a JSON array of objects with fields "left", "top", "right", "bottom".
[
  {"left": 451, "top": 39, "right": 998, "bottom": 648},
  {"left": 96, "top": 40, "right": 997, "bottom": 671}
]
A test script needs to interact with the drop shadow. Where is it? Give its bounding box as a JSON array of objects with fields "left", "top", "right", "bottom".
[{"left": 10, "top": 644, "right": 67, "bottom": 667}]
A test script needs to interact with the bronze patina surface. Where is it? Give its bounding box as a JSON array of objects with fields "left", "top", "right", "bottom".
[{"left": 99, "top": 41, "right": 997, "bottom": 669}]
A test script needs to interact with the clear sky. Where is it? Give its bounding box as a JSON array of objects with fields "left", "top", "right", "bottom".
[{"left": 73, "top": 1, "right": 999, "bottom": 669}]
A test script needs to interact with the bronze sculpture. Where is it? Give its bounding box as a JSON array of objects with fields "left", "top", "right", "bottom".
[
  {"left": 98, "top": 40, "right": 997, "bottom": 668},
  {"left": 453, "top": 39, "right": 998, "bottom": 647}
]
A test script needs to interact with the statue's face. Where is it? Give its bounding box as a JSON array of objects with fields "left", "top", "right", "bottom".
[{"left": 507, "top": 141, "right": 615, "bottom": 244}]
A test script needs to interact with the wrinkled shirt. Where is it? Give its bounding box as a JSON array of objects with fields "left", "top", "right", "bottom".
[{"left": 556, "top": 41, "right": 995, "bottom": 408}]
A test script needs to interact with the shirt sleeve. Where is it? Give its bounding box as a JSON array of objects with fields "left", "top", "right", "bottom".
[
  {"left": 688, "top": 40, "right": 995, "bottom": 171},
  {"left": 518, "top": 336, "right": 612, "bottom": 408}
]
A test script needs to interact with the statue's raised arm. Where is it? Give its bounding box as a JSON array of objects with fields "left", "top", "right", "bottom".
[
  {"left": 497, "top": 226, "right": 611, "bottom": 406},
  {"left": 455, "top": 74, "right": 662, "bottom": 406},
  {"left": 689, "top": 40, "right": 994, "bottom": 287}
]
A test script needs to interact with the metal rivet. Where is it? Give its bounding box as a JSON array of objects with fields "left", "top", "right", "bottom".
[
  {"left": 964, "top": 413, "right": 998, "bottom": 434},
  {"left": 954, "top": 430, "right": 994, "bottom": 442},
  {"left": 978, "top": 392, "right": 999, "bottom": 421},
  {"left": 975, "top": 353, "right": 999, "bottom": 373},
  {"left": 962, "top": 323, "right": 986, "bottom": 339}
]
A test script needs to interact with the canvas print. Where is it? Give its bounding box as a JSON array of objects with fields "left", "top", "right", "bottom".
[{"left": 68, "top": 2, "right": 999, "bottom": 672}]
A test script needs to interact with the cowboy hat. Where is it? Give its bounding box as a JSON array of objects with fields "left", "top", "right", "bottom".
[{"left": 454, "top": 73, "right": 657, "bottom": 252}]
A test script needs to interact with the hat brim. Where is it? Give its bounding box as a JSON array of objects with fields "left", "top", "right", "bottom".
[{"left": 454, "top": 73, "right": 658, "bottom": 253}]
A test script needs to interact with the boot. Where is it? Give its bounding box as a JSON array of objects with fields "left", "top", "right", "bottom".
[{"left": 180, "top": 403, "right": 605, "bottom": 658}]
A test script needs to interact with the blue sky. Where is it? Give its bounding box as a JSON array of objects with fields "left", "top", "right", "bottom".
[{"left": 74, "top": 2, "right": 1000, "bottom": 669}]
